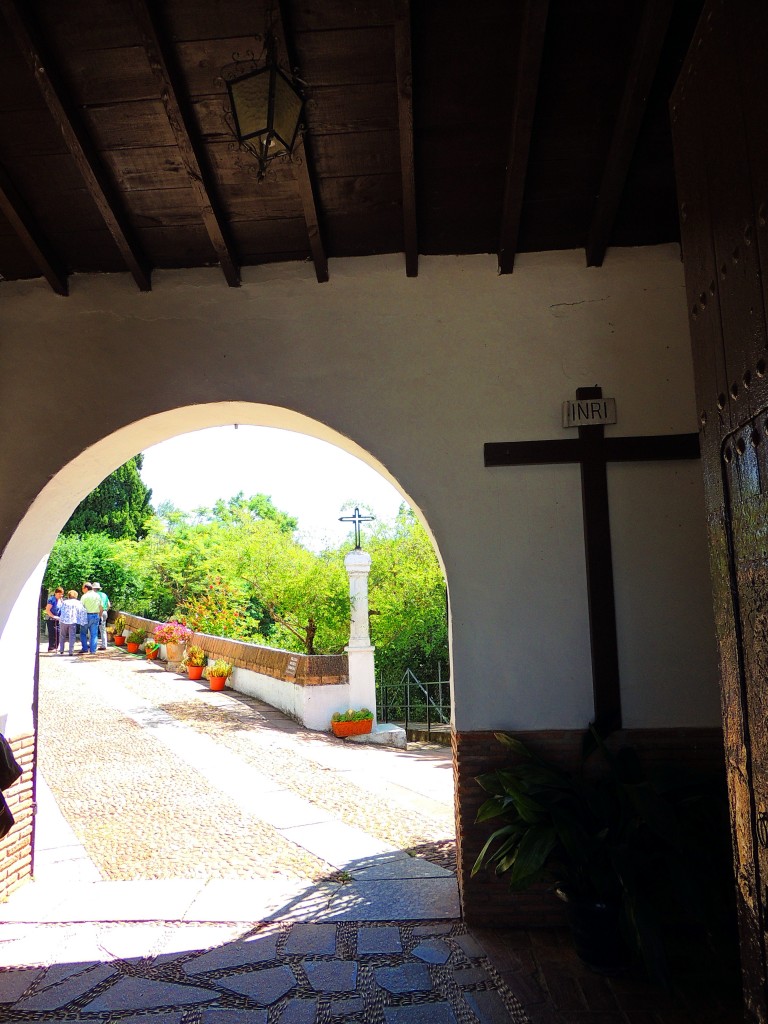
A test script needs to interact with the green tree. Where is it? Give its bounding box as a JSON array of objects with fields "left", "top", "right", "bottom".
[
  {"left": 204, "top": 492, "right": 298, "bottom": 534},
  {"left": 366, "top": 506, "right": 448, "bottom": 682},
  {"left": 43, "top": 533, "right": 142, "bottom": 609},
  {"left": 62, "top": 455, "right": 153, "bottom": 540}
]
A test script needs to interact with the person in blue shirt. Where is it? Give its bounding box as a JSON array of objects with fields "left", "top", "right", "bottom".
[{"left": 44, "top": 588, "right": 64, "bottom": 652}]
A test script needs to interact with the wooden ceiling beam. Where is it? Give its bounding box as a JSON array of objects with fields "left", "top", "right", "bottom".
[
  {"left": 498, "top": 0, "right": 550, "bottom": 275},
  {"left": 0, "top": 0, "right": 151, "bottom": 291},
  {"left": 129, "top": 0, "right": 240, "bottom": 288},
  {"left": 0, "top": 163, "right": 68, "bottom": 295},
  {"left": 274, "top": 0, "right": 329, "bottom": 283},
  {"left": 394, "top": 0, "right": 417, "bottom": 277},
  {"left": 585, "top": 0, "right": 674, "bottom": 267},
  {"left": 292, "top": 139, "right": 329, "bottom": 283}
]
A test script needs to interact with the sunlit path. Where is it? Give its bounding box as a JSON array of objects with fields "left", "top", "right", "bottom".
[{"left": 32, "top": 644, "right": 456, "bottom": 913}]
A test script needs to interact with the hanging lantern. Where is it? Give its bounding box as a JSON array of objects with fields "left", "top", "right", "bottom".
[{"left": 227, "top": 51, "right": 303, "bottom": 179}]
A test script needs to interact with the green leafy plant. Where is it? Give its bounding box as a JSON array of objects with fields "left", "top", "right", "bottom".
[
  {"left": 126, "top": 628, "right": 147, "bottom": 645},
  {"left": 203, "top": 659, "right": 233, "bottom": 679},
  {"left": 113, "top": 615, "right": 126, "bottom": 635},
  {"left": 472, "top": 728, "right": 736, "bottom": 982},
  {"left": 144, "top": 640, "right": 160, "bottom": 653},
  {"left": 331, "top": 708, "right": 373, "bottom": 723}
]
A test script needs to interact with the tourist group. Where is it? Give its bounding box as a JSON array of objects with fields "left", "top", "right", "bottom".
[{"left": 43, "top": 582, "right": 111, "bottom": 656}]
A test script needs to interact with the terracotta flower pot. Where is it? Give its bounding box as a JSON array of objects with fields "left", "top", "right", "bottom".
[
  {"left": 146, "top": 648, "right": 159, "bottom": 660},
  {"left": 331, "top": 718, "right": 373, "bottom": 738},
  {"left": 165, "top": 641, "right": 184, "bottom": 662},
  {"left": 126, "top": 642, "right": 140, "bottom": 654},
  {"left": 208, "top": 675, "right": 226, "bottom": 691},
  {"left": 187, "top": 665, "right": 204, "bottom": 680},
  {"left": 114, "top": 635, "right": 125, "bottom": 646}
]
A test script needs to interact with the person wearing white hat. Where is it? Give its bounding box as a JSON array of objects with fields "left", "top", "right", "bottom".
[{"left": 92, "top": 582, "right": 111, "bottom": 651}]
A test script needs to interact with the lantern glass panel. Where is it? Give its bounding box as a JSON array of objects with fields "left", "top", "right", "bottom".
[
  {"left": 272, "top": 71, "right": 302, "bottom": 150},
  {"left": 230, "top": 70, "right": 270, "bottom": 141}
]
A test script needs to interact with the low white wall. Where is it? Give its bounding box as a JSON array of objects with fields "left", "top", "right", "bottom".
[{"left": 228, "top": 666, "right": 350, "bottom": 732}]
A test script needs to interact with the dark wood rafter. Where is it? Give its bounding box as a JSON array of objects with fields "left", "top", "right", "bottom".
[
  {"left": 498, "top": 0, "right": 550, "bottom": 275},
  {"left": 274, "top": 0, "right": 329, "bottom": 284},
  {"left": 0, "top": 163, "right": 67, "bottom": 295},
  {"left": 393, "top": 0, "right": 417, "bottom": 277},
  {"left": 0, "top": 0, "right": 151, "bottom": 291},
  {"left": 585, "top": 0, "right": 674, "bottom": 267},
  {"left": 128, "top": 0, "right": 240, "bottom": 288}
]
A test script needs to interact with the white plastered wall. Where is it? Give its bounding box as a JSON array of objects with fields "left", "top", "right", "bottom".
[{"left": 0, "top": 246, "right": 720, "bottom": 735}]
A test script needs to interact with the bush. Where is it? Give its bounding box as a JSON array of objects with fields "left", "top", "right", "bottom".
[
  {"left": 127, "top": 629, "right": 147, "bottom": 645},
  {"left": 44, "top": 533, "right": 142, "bottom": 609}
]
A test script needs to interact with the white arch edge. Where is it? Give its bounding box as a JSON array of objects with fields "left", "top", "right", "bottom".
[{"left": 0, "top": 402, "right": 450, "bottom": 711}]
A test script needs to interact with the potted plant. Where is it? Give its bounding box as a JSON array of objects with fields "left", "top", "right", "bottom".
[
  {"left": 144, "top": 640, "right": 160, "bottom": 661},
  {"left": 471, "top": 728, "right": 736, "bottom": 981},
  {"left": 204, "top": 659, "right": 233, "bottom": 691},
  {"left": 152, "top": 620, "right": 191, "bottom": 662},
  {"left": 113, "top": 615, "right": 126, "bottom": 646},
  {"left": 184, "top": 644, "right": 207, "bottom": 680},
  {"left": 126, "top": 628, "right": 147, "bottom": 654},
  {"left": 331, "top": 708, "right": 374, "bottom": 738}
]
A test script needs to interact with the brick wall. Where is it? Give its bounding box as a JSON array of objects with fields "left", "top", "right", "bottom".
[
  {"left": 0, "top": 733, "right": 35, "bottom": 901},
  {"left": 454, "top": 727, "right": 726, "bottom": 928},
  {"left": 118, "top": 613, "right": 348, "bottom": 685}
]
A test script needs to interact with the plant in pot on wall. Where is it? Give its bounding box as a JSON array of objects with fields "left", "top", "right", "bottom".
[
  {"left": 125, "top": 628, "right": 147, "bottom": 654},
  {"left": 471, "top": 728, "right": 737, "bottom": 983},
  {"left": 331, "top": 708, "right": 374, "bottom": 738},
  {"left": 183, "top": 644, "right": 207, "bottom": 680},
  {"left": 204, "top": 659, "right": 233, "bottom": 691},
  {"left": 113, "top": 616, "right": 126, "bottom": 646},
  {"left": 152, "top": 620, "right": 191, "bottom": 662}
]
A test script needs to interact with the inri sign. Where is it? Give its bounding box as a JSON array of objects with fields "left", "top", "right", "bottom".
[{"left": 562, "top": 396, "right": 617, "bottom": 428}]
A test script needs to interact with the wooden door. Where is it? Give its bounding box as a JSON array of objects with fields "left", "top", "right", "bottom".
[{"left": 671, "top": 1, "right": 768, "bottom": 1019}]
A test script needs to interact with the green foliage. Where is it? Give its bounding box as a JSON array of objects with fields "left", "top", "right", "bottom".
[
  {"left": 366, "top": 506, "right": 448, "bottom": 681},
  {"left": 113, "top": 616, "right": 126, "bottom": 635},
  {"left": 472, "top": 728, "right": 737, "bottom": 982},
  {"left": 184, "top": 644, "right": 207, "bottom": 667},
  {"left": 49, "top": 488, "right": 449, "bottom": 698},
  {"left": 332, "top": 708, "right": 373, "bottom": 722},
  {"left": 44, "top": 533, "right": 142, "bottom": 609},
  {"left": 126, "top": 629, "right": 147, "bottom": 645},
  {"left": 62, "top": 456, "right": 153, "bottom": 540},
  {"left": 204, "top": 492, "right": 298, "bottom": 534},
  {"left": 204, "top": 659, "right": 233, "bottom": 679}
]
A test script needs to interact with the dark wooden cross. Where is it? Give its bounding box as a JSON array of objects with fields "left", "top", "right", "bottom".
[
  {"left": 339, "top": 506, "right": 375, "bottom": 549},
  {"left": 484, "top": 386, "right": 700, "bottom": 733}
]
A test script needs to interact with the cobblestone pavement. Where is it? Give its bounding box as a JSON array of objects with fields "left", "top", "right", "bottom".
[
  {"left": 37, "top": 649, "right": 455, "bottom": 884},
  {"left": 0, "top": 647, "right": 530, "bottom": 1022}
]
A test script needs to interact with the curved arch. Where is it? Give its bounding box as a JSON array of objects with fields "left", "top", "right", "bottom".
[{"left": 0, "top": 402, "right": 449, "bottom": 732}]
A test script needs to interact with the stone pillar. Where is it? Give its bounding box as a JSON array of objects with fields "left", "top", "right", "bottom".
[{"left": 344, "top": 549, "right": 377, "bottom": 723}]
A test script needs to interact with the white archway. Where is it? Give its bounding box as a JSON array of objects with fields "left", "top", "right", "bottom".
[{"left": 0, "top": 401, "right": 449, "bottom": 736}]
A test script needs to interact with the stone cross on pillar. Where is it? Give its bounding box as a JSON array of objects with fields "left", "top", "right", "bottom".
[{"left": 344, "top": 548, "right": 377, "bottom": 722}]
